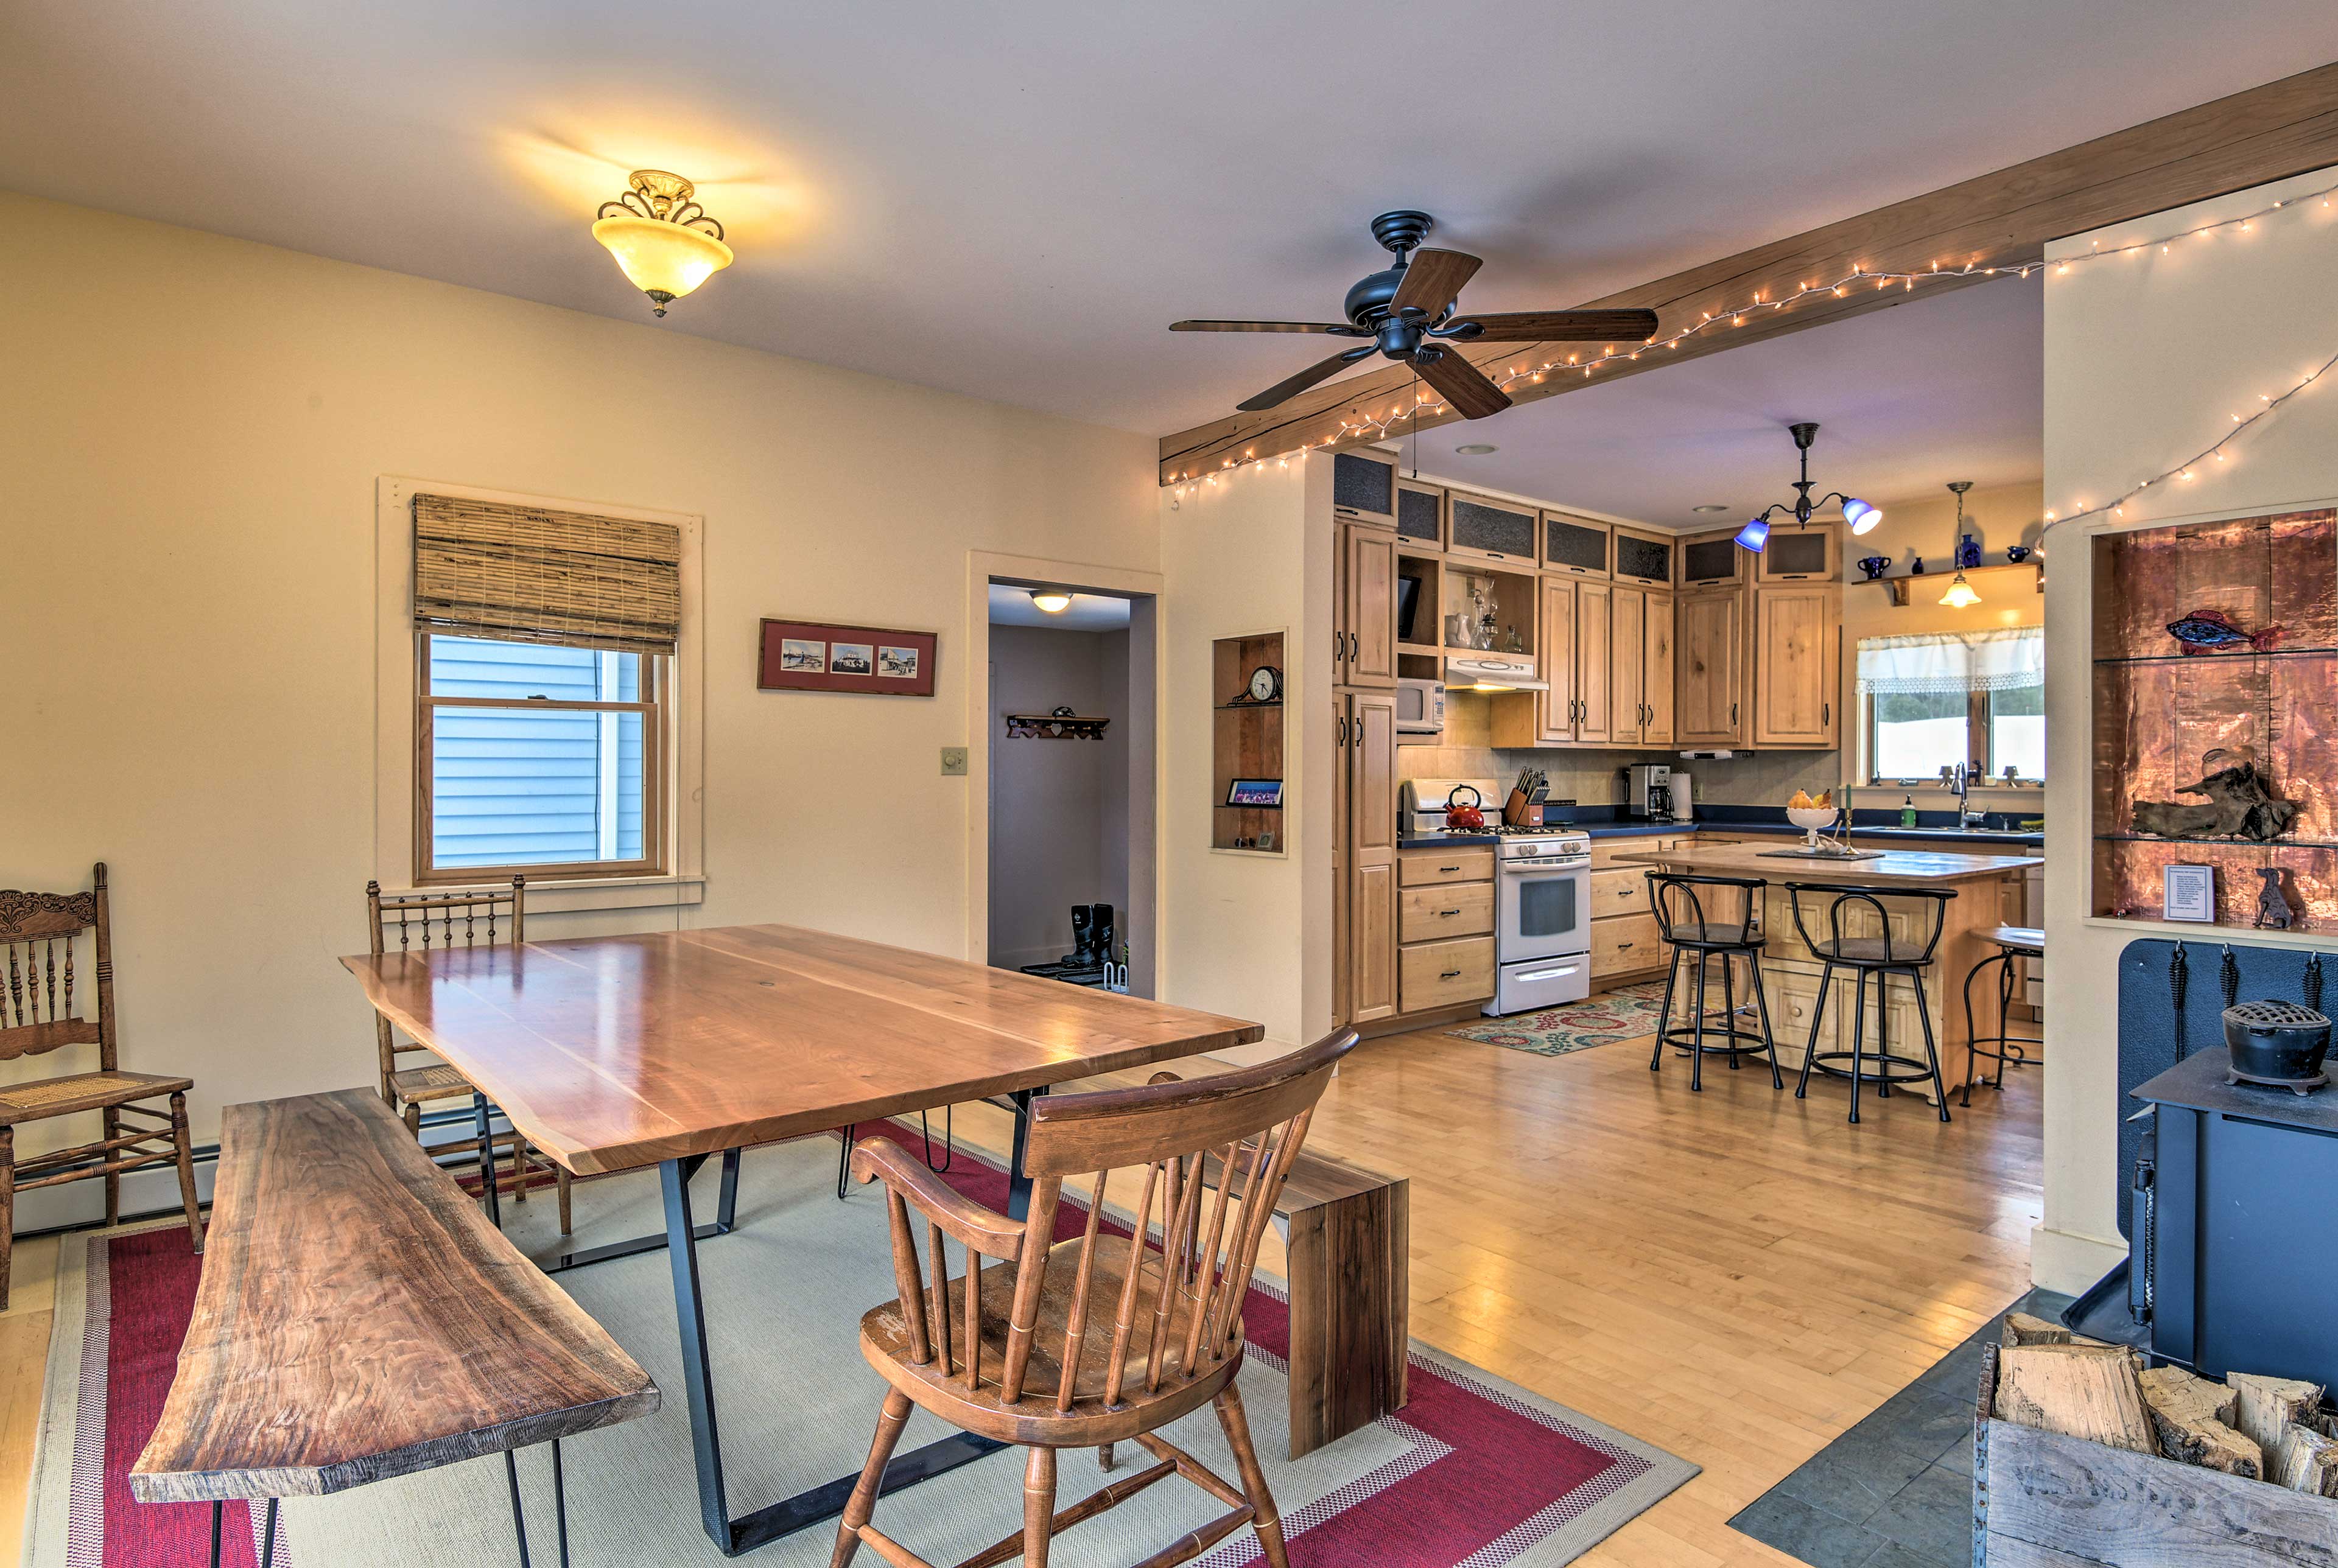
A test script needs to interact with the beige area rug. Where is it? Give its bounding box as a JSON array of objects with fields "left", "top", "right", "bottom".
[{"left": 27, "top": 1130, "right": 1696, "bottom": 1566}]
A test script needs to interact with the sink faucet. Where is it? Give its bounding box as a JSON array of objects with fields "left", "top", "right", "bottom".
[{"left": 1952, "top": 761, "right": 1987, "bottom": 830}]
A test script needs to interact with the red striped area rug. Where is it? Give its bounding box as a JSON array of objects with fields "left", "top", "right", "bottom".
[{"left": 30, "top": 1126, "right": 1694, "bottom": 1566}]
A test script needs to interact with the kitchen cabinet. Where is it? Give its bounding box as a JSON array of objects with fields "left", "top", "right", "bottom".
[
  {"left": 1591, "top": 912, "right": 1662, "bottom": 978},
  {"left": 1540, "top": 511, "right": 1612, "bottom": 578},
  {"left": 1343, "top": 690, "right": 1398, "bottom": 1023},
  {"left": 1610, "top": 586, "right": 1674, "bottom": 746},
  {"left": 1446, "top": 491, "right": 1537, "bottom": 567},
  {"left": 1754, "top": 521, "right": 1840, "bottom": 584},
  {"left": 1400, "top": 881, "right": 1494, "bottom": 940},
  {"left": 1394, "top": 478, "right": 1444, "bottom": 548},
  {"left": 1395, "top": 847, "right": 1494, "bottom": 1015},
  {"left": 1677, "top": 528, "right": 1745, "bottom": 590},
  {"left": 1675, "top": 589, "right": 1747, "bottom": 746},
  {"left": 1332, "top": 449, "right": 1398, "bottom": 529},
  {"left": 1752, "top": 584, "right": 1841, "bottom": 747},
  {"left": 1400, "top": 936, "right": 1495, "bottom": 1014},
  {"left": 1338, "top": 525, "right": 1399, "bottom": 688},
  {"left": 1611, "top": 526, "right": 1674, "bottom": 588}
]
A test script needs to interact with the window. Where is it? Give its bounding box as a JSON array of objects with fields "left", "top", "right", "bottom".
[
  {"left": 416, "top": 635, "right": 663, "bottom": 878},
  {"left": 1858, "top": 627, "right": 2045, "bottom": 785},
  {"left": 407, "top": 491, "right": 683, "bottom": 884}
]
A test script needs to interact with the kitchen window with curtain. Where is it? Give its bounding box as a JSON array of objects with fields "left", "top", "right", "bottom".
[
  {"left": 410, "top": 493, "right": 680, "bottom": 882},
  {"left": 1857, "top": 626, "right": 2045, "bottom": 785}
]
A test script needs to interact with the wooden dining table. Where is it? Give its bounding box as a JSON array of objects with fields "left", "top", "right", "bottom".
[{"left": 342, "top": 922, "right": 1263, "bottom": 1558}]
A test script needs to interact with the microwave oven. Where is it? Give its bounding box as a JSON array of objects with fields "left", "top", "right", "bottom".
[{"left": 1395, "top": 677, "right": 1444, "bottom": 735}]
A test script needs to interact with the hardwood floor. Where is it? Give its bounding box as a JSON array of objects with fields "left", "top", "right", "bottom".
[{"left": 0, "top": 1018, "right": 2038, "bottom": 1566}]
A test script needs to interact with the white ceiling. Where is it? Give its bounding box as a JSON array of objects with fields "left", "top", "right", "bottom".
[
  {"left": 988, "top": 585, "right": 1132, "bottom": 631},
  {"left": 7, "top": 2, "right": 2334, "bottom": 511}
]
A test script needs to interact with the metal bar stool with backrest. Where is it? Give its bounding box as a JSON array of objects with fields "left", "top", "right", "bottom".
[
  {"left": 1645, "top": 873, "right": 1781, "bottom": 1092},
  {"left": 1786, "top": 883, "right": 1957, "bottom": 1125},
  {"left": 365, "top": 878, "right": 570, "bottom": 1234},
  {"left": 1962, "top": 925, "right": 2044, "bottom": 1107},
  {"left": 0, "top": 863, "right": 204, "bottom": 1308},
  {"left": 829, "top": 1029, "right": 1358, "bottom": 1568}
]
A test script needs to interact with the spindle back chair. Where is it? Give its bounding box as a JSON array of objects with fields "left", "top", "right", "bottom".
[
  {"left": 365, "top": 877, "right": 569, "bottom": 1233},
  {"left": 833, "top": 1028, "right": 1357, "bottom": 1568},
  {"left": 0, "top": 863, "right": 202, "bottom": 1307}
]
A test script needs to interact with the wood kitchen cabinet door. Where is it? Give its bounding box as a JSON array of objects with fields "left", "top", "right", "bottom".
[
  {"left": 1642, "top": 591, "right": 1675, "bottom": 746},
  {"left": 1753, "top": 585, "right": 1840, "bottom": 747},
  {"left": 1342, "top": 525, "right": 1399, "bottom": 688},
  {"left": 1332, "top": 695, "right": 1350, "bottom": 1027},
  {"left": 1537, "top": 576, "right": 1579, "bottom": 744},
  {"left": 1610, "top": 585, "right": 1645, "bottom": 747},
  {"left": 1575, "top": 579, "right": 1615, "bottom": 744},
  {"left": 1346, "top": 690, "right": 1398, "bottom": 1023},
  {"left": 1676, "top": 589, "right": 1745, "bottom": 746}
]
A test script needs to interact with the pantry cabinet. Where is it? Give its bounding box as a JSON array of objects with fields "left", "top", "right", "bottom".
[
  {"left": 1612, "top": 586, "right": 1674, "bottom": 747},
  {"left": 1342, "top": 689, "right": 1398, "bottom": 1024}
]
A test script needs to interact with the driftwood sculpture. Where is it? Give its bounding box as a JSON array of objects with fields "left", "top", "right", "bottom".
[{"left": 2133, "top": 747, "right": 2301, "bottom": 842}]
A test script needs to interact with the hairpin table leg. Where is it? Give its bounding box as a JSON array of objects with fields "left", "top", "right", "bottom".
[{"left": 505, "top": 1449, "right": 533, "bottom": 1568}]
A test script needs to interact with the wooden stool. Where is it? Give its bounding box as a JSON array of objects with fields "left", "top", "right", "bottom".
[
  {"left": 1646, "top": 872, "right": 1781, "bottom": 1092},
  {"left": 1962, "top": 925, "right": 2044, "bottom": 1107},
  {"left": 1787, "top": 884, "right": 1957, "bottom": 1125}
]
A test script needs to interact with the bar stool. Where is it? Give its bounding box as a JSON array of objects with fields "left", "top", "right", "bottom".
[
  {"left": 1647, "top": 873, "right": 1780, "bottom": 1092},
  {"left": 1962, "top": 925, "right": 2044, "bottom": 1106},
  {"left": 1786, "top": 883, "right": 1956, "bottom": 1124}
]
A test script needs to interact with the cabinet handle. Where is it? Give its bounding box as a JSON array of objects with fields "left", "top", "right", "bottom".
[
  {"left": 1616, "top": 942, "right": 1635, "bottom": 951},
  {"left": 1439, "top": 907, "right": 1461, "bottom": 916},
  {"left": 1439, "top": 864, "right": 1461, "bottom": 872},
  {"left": 1336, "top": 715, "right": 1347, "bottom": 744},
  {"left": 1822, "top": 701, "right": 1831, "bottom": 725},
  {"left": 1730, "top": 702, "right": 1738, "bottom": 726},
  {"left": 1440, "top": 969, "right": 1462, "bottom": 980}
]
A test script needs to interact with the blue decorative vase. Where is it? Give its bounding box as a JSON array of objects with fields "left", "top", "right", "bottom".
[
  {"left": 1956, "top": 533, "right": 1984, "bottom": 569},
  {"left": 2006, "top": 544, "right": 2034, "bottom": 564},
  {"left": 1856, "top": 555, "right": 1889, "bottom": 580}
]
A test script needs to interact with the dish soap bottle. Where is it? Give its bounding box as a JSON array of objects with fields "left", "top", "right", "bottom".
[{"left": 1900, "top": 794, "right": 1917, "bottom": 828}]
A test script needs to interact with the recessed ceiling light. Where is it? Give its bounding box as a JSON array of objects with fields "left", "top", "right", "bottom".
[
  {"left": 1454, "top": 443, "right": 1498, "bottom": 455},
  {"left": 1691, "top": 503, "right": 1731, "bottom": 514}
]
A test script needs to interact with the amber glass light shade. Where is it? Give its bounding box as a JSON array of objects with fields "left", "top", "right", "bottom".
[
  {"left": 592, "top": 170, "right": 734, "bottom": 315},
  {"left": 1939, "top": 571, "right": 1982, "bottom": 608}
]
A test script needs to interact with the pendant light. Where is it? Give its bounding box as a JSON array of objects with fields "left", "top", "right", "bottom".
[
  {"left": 592, "top": 170, "right": 734, "bottom": 316},
  {"left": 1939, "top": 480, "right": 1982, "bottom": 607},
  {"left": 1737, "top": 422, "right": 1880, "bottom": 552}
]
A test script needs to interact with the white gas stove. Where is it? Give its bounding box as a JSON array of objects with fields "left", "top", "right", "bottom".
[{"left": 1486, "top": 825, "right": 1592, "bottom": 1015}]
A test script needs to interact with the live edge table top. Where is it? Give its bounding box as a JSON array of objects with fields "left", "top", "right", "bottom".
[{"left": 341, "top": 923, "right": 1263, "bottom": 1176}]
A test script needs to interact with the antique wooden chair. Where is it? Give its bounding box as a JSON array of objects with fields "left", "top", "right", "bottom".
[
  {"left": 365, "top": 878, "right": 570, "bottom": 1234},
  {"left": 0, "top": 863, "right": 202, "bottom": 1309},
  {"left": 832, "top": 1028, "right": 1357, "bottom": 1568}
]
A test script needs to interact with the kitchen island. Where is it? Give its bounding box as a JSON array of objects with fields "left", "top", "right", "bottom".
[{"left": 1610, "top": 842, "right": 2043, "bottom": 1105}]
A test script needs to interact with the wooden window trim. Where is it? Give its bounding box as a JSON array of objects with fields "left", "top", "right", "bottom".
[
  {"left": 1863, "top": 686, "right": 2043, "bottom": 787},
  {"left": 412, "top": 632, "right": 672, "bottom": 885}
]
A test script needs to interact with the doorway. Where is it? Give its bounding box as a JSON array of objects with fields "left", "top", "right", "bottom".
[{"left": 981, "top": 578, "right": 1157, "bottom": 997}]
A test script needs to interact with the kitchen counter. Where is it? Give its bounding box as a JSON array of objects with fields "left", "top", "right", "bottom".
[
  {"left": 1607, "top": 841, "right": 2040, "bottom": 883},
  {"left": 1398, "top": 830, "right": 1500, "bottom": 848},
  {"left": 1570, "top": 820, "right": 2043, "bottom": 849}
]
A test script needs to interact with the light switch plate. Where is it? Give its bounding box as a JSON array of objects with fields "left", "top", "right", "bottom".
[{"left": 940, "top": 747, "right": 968, "bottom": 776}]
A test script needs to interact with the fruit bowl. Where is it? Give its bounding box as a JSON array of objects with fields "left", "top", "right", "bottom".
[{"left": 1786, "top": 804, "right": 1839, "bottom": 852}]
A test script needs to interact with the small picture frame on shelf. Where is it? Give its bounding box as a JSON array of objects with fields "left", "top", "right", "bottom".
[
  {"left": 2163, "top": 863, "right": 2217, "bottom": 923},
  {"left": 1226, "top": 778, "right": 1283, "bottom": 809}
]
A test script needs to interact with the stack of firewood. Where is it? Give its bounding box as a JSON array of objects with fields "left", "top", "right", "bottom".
[{"left": 1992, "top": 1314, "right": 2338, "bottom": 1496}]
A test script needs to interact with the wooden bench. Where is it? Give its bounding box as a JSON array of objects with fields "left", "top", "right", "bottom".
[
  {"left": 1205, "top": 1143, "right": 1409, "bottom": 1459},
  {"left": 130, "top": 1089, "right": 658, "bottom": 1565}
]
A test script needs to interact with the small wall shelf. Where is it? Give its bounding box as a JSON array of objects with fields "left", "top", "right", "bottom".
[
  {"left": 1868, "top": 560, "right": 2044, "bottom": 606},
  {"left": 1005, "top": 712, "right": 1111, "bottom": 740},
  {"left": 1212, "top": 631, "right": 1285, "bottom": 853}
]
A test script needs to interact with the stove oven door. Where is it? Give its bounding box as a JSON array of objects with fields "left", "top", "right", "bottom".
[{"left": 1500, "top": 859, "right": 1591, "bottom": 961}]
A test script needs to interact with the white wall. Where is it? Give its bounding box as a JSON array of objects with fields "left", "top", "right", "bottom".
[
  {"left": 1157, "top": 458, "right": 1333, "bottom": 1058},
  {"left": 986, "top": 624, "right": 1122, "bottom": 971},
  {"left": 0, "top": 193, "right": 1160, "bottom": 1219},
  {"left": 2036, "top": 165, "right": 2338, "bottom": 1292}
]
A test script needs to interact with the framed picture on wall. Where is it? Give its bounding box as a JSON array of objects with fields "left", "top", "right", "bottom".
[
  {"left": 759, "top": 620, "right": 937, "bottom": 696},
  {"left": 1226, "top": 778, "right": 1283, "bottom": 809}
]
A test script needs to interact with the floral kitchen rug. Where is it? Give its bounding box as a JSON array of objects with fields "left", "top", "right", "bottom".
[{"left": 1447, "top": 981, "right": 1675, "bottom": 1057}]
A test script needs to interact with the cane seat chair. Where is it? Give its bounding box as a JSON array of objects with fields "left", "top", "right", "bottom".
[
  {"left": 832, "top": 1029, "right": 1358, "bottom": 1568},
  {"left": 0, "top": 863, "right": 203, "bottom": 1308},
  {"left": 365, "top": 878, "right": 569, "bottom": 1234}
]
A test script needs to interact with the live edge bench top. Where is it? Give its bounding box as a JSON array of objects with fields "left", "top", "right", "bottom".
[{"left": 129, "top": 1090, "right": 658, "bottom": 1503}]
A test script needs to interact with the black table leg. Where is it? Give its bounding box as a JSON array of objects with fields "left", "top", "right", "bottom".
[
  {"left": 1005, "top": 1087, "right": 1043, "bottom": 1220},
  {"left": 260, "top": 1497, "right": 278, "bottom": 1568},
  {"left": 539, "top": 1145, "right": 738, "bottom": 1275}
]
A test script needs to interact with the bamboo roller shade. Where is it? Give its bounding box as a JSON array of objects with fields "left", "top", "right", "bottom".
[{"left": 412, "top": 494, "right": 682, "bottom": 656}]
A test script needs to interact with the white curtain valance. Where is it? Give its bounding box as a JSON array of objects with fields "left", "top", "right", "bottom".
[{"left": 1856, "top": 626, "right": 2043, "bottom": 696}]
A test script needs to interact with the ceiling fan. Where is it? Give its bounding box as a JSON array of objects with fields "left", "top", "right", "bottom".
[{"left": 1171, "top": 210, "right": 1660, "bottom": 421}]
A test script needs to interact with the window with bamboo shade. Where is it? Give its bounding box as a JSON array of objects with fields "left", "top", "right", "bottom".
[{"left": 410, "top": 494, "right": 676, "bottom": 883}]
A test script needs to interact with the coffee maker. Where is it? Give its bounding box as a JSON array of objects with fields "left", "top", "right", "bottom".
[{"left": 1627, "top": 763, "right": 1674, "bottom": 821}]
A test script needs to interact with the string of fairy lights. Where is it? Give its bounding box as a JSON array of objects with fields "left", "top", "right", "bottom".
[{"left": 1166, "top": 175, "right": 2338, "bottom": 506}]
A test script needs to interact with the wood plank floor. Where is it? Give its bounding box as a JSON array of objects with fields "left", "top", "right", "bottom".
[{"left": 0, "top": 1019, "right": 2038, "bottom": 1567}]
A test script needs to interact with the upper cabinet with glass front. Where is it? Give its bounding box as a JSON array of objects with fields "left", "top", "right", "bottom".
[
  {"left": 1332, "top": 449, "right": 1399, "bottom": 528},
  {"left": 1445, "top": 491, "right": 1537, "bottom": 567},
  {"left": 1540, "top": 511, "right": 1612, "bottom": 579},
  {"left": 1610, "top": 526, "right": 1674, "bottom": 588},
  {"left": 1395, "top": 478, "right": 1444, "bottom": 547},
  {"left": 1754, "top": 521, "right": 1840, "bottom": 584},
  {"left": 1676, "top": 528, "right": 1744, "bottom": 590}
]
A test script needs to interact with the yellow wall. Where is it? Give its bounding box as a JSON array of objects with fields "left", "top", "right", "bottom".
[
  {"left": 0, "top": 193, "right": 1161, "bottom": 1214},
  {"left": 2037, "top": 165, "right": 2338, "bottom": 1292}
]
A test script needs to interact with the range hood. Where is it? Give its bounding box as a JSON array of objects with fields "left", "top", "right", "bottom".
[{"left": 1445, "top": 654, "right": 1547, "bottom": 693}]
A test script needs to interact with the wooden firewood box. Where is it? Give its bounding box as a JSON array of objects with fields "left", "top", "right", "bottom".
[{"left": 1973, "top": 1342, "right": 2338, "bottom": 1565}]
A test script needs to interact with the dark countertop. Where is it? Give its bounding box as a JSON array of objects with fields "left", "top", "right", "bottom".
[
  {"left": 1398, "top": 830, "right": 1500, "bottom": 849},
  {"left": 1571, "top": 820, "right": 2043, "bottom": 848}
]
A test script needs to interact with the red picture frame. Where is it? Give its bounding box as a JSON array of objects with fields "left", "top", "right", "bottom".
[{"left": 757, "top": 619, "right": 938, "bottom": 696}]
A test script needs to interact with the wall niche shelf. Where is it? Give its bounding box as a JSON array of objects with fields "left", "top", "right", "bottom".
[
  {"left": 1212, "top": 631, "right": 1285, "bottom": 854},
  {"left": 2091, "top": 508, "right": 2338, "bottom": 928}
]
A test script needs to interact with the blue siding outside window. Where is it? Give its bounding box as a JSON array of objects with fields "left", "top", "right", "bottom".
[{"left": 426, "top": 637, "right": 651, "bottom": 870}]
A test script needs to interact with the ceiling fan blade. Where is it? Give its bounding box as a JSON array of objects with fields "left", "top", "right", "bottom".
[
  {"left": 1411, "top": 346, "right": 1511, "bottom": 420},
  {"left": 1388, "top": 249, "right": 1483, "bottom": 322},
  {"left": 1236, "top": 345, "right": 1378, "bottom": 412},
  {"left": 1441, "top": 308, "right": 1662, "bottom": 342},
  {"left": 1171, "top": 319, "right": 1364, "bottom": 335}
]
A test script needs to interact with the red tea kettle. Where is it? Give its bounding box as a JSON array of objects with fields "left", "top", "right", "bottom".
[{"left": 1444, "top": 785, "right": 1487, "bottom": 831}]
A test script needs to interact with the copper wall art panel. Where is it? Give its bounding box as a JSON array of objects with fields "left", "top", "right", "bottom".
[{"left": 2093, "top": 510, "right": 2338, "bottom": 926}]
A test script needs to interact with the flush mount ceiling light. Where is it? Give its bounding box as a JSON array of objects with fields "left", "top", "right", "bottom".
[
  {"left": 1029, "top": 590, "right": 1073, "bottom": 614},
  {"left": 592, "top": 170, "right": 734, "bottom": 317},
  {"left": 1737, "top": 421, "right": 1880, "bottom": 553},
  {"left": 1454, "top": 443, "right": 1498, "bottom": 455},
  {"left": 1939, "top": 480, "right": 1982, "bottom": 607},
  {"left": 1691, "top": 503, "right": 1731, "bottom": 514}
]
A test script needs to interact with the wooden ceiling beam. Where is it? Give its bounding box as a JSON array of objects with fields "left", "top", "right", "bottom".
[{"left": 1158, "top": 60, "right": 2338, "bottom": 485}]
